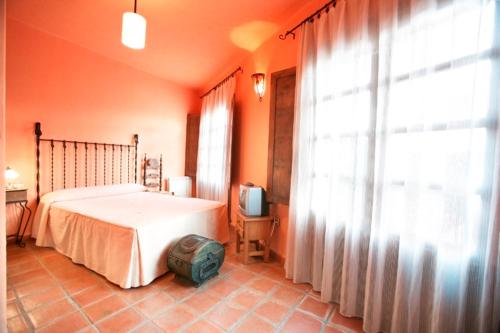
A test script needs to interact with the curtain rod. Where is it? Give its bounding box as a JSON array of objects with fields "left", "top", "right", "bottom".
[
  {"left": 200, "top": 66, "right": 243, "bottom": 99},
  {"left": 279, "top": 0, "right": 337, "bottom": 40}
]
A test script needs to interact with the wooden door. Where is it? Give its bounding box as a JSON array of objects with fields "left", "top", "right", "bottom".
[
  {"left": 267, "top": 67, "right": 296, "bottom": 204},
  {"left": 185, "top": 113, "right": 200, "bottom": 178}
]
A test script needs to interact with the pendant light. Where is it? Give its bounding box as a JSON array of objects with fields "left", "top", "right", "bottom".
[{"left": 122, "top": 0, "right": 147, "bottom": 49}]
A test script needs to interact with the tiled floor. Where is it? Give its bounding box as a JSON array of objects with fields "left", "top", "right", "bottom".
[{"left": 6, "top": 238, "right": 364, "bottom": 333}]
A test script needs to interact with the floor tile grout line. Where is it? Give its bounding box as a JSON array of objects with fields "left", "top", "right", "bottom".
[
  {"left": 229, "top": 256, "right": 359, "bottom": 332},
  {"left": 11, "top": 282, "right": 35, "bottom": 333},
  {"left": 149, "top": 278, "right": 228, "bottom": 330},
  {"left": 8, "top": 241, "right": 361, "bottom": 333},
  {"left": 207, "top": 290, "right": 269, "bottom": 332},
  {"left": 295, "top": 295, "right": 336, "bottom": 322},
  {"left": 143, "top": 264, "right": 272, "bottom": 332},
  {"left": 129, "top": 319, "right": 164, "bottom": 333},
  {"left": 191, "top": 261, "right": 310, "bottom": 332},
  {"left": 229, "top": 282, "right": 293, "bottom": 332},
  {"left": 76, "top": 288, "right": 168, "bottom": 331},
  {"left": 94, "top": 275, "right": 232, "bottom": 331},
  {"left": 9, "top": 247, "right": 55, "bottom": 333},
  {"left": 176, "top": 278, "right": 237, "bottom": 332},
  {"left": 30, "top": 249, "right": 97, "bottom": 332},
  {"left": 226, "top": 255, "right": 340, "bottom": 332},
  {"left": 34, "top": 250, "right": 168, "bottom": 332},
  {"left": 6, "top": 245, "right": 102, "bottom": 332}
]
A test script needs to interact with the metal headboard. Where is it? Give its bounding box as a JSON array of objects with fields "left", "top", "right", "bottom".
[{"left": 35, "top": 122, "right": 139, "bottom": 203}]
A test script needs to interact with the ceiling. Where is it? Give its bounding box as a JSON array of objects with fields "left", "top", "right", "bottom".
[{"left": 7, "top": 0, "right": 308, "bottom": 90}]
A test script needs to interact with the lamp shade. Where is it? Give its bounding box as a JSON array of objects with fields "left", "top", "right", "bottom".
[
  {"left": 5, "top": 167, "right": 18, "bottom": 181},
  {"left": 122, "top": 12, "right": 147, "bottom": 49},
  {"left": 251, "top": 73, "right": 266, "bottom": 101}
]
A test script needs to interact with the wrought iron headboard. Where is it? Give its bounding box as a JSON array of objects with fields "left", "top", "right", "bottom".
[{"left": 35, "top": 122, "right": 139, "bottom": 203}]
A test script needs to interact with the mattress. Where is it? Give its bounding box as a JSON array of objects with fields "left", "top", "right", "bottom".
[{"left": 32, "top": 184, "right": 230, "bottom": 288}]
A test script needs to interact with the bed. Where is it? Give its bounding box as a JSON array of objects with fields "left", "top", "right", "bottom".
[{"left": 32, "top": 123, "right": 229, "bottom": 288}]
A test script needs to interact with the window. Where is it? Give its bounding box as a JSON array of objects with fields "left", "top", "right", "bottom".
[{"left": 308, "top": 0, "right": 498, "bottom": 257}]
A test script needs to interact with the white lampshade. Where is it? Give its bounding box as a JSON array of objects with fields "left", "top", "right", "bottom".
[
  {"left": 121, "top": 12, "right": 147, "bottom": 49},
  {"left": 5, "top": 167, "right": 19, "bottom": 189},
  {"left": 5, "top": 167, "right": 18, "bottom": 181}
]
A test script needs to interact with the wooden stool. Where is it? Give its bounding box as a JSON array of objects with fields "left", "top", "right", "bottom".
[{"left": 235, "top": 212, "right": 273, "bottom": 264}]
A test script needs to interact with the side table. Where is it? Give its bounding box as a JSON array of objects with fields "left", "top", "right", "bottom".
[
  {"left": 235, "top": 212, "right": 274, "bottom": 264},
  {"left": 6, "top": 188, "right": 31, "bottom": 247}
]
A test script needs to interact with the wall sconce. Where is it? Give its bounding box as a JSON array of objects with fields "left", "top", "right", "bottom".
[
  {"left": 5, "top": 167, "right": 19, "bottom": 190},
  {"left": 251, "top": 73, "right": 266, "bottom": 102},
  {"left": 122, "top": 0, "right": 147, "bottom": 49}
]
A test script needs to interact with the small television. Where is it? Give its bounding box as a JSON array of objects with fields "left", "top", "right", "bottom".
[{"left": 239, "top": 183, "right": 267, "bottom": 216}]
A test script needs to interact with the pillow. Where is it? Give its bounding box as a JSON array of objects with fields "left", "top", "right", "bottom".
[
  {"left": 33, "top": 183, "right": 146, "bottom": 243},
  {"left": 40, "top": 183, "right": 146, "bottom": 204}
]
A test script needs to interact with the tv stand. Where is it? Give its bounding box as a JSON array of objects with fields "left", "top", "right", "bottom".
[{"left": 235, "top": 212, "right": 274, "bottom": 264}]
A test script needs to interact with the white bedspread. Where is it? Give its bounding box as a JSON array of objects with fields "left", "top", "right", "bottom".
[{"left": 32, "top": 184, "right": 230, "bottom": 288}]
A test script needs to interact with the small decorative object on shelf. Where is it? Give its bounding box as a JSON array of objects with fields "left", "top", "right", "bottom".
[{"left": 143, "top": 153, "right": 163, "bottom": 191}]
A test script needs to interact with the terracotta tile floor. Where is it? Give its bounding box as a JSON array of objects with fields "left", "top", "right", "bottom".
[{"left": 6, "top": 238, "right": 364, "bottom": 333}]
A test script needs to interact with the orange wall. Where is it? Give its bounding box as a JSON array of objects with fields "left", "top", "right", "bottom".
[
  {"left": 207, "top": 0, "right": 325, "bottom": 259},
  {"left": 6, "top": 19, "right": 199, "bottom": 234},
  {"left": 1, "top": 0, "right": 7, "bottom": 330}
]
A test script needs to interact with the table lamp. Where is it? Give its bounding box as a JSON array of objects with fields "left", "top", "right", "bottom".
[{"left": 5, "top": 167, "right": 19, "bottom": 189}]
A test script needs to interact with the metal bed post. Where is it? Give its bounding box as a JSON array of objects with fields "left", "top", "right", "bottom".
[
  {"left": 159, "top": 154, "right": 163, "bottom": 191},
  {"left": 74, "top": 142, "right": 78, "bottom": 187},
  {"left": 35, "top": 122, "right": 42, "bottom": 203},
  {"left": 85, "top": 143, "right": 88, "bottom": 187},
  {"left": 94, "top": 143, "right": 98, "bottom": 186},
  {"left": 62, "top": 140, "right": 67, "bottom": 189},
  {"left": 103, "top": 144, "right": 107, "bottom": 185},
  {"left": 50, "top": 140, "right": 54, "bottom": 192},
  {"left": 127, "top": 146, "right": 131, "bottom": 183},
  {"left": 143, "top": 154, "right": 147, "bottom": 186},
  {"left": 134, "top": 134, "right": 139, "bottom": 183},
  {"left": 120, "top": 145, "right": 123, "bottom": 184}
]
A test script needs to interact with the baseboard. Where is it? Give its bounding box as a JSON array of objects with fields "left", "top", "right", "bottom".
[
  {"left": 270, "top": 248, "right": 285, "bottom": 265},
  {"left": 6, "top": 235, "right": 31, "bottom": 246},
  {"left": 6, "top": 236, "right": 19, "bottom": 246}
]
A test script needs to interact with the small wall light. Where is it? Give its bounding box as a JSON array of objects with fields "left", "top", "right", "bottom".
[
  {"left": 5, "top": 167, "right": 19, "bottom": 189},
  {"left": 122, "top": 0, "right": 147, "bottom": 49},
  {"left": 251, "top": 73, "right": 266, "bottom": 102}
]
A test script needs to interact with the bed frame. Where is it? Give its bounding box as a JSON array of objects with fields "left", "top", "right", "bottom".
[{"left": 35, "top": 122, "right": 139, "bottom": 203}]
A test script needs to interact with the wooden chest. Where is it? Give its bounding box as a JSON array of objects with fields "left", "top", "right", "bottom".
[{"left": 167, "top": 234, "right": 225, "bottom": 286}]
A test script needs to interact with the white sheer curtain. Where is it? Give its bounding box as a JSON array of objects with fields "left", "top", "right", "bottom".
[
  {"left": 196, "top": 77, "right": 235, "bottom": 203},
  {"left": 286, "top": 0, "right": 500, "bottom": 332}
]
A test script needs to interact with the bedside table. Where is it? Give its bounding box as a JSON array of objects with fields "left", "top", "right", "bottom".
[
  {"left": 6, "top": 188, "right": 32, "bottom": 247},
  {"left": 235, "top": 212, "right": 274, "bottom": 264}
]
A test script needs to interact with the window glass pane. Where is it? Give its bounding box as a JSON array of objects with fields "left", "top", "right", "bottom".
[{"left": 384, "top": 128, "right": 487, "bottom": 189}]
